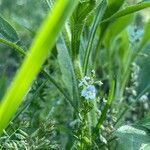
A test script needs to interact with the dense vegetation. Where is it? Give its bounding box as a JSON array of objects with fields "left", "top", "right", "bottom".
[{"left": 0, "top": 0, "right": 150, "bottom": 149}]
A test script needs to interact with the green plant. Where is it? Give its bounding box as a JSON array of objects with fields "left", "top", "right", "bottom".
[{"left": 0, "top": 0, "right": 150, "bottom": 149}]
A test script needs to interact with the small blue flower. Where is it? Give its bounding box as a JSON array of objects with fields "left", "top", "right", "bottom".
[{"left": 81, "top": 85, "right": 96, "bottom": 100}]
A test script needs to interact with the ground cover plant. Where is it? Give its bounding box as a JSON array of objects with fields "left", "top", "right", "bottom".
[{"left": 0, "top": 0, "right": 150, "bottom": 149}]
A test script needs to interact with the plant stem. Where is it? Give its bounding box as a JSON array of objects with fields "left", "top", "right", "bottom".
[
  {"left": 0, "top": 38, "right": 26, "bottom": 56},
  {"left": 92, "top": 80, "right": 115, "bottom": 141}
]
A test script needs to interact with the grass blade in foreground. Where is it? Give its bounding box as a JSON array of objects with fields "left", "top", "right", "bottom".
[{"left": 0, "top": 0, "right": 78, "bottom": 135}]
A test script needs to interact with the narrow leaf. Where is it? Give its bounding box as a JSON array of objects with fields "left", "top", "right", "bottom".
[
  {"left": 0, "top": 16, "right": 19, "bottom": 42},
  {"left": 57, "top": 36, "right": 79, "bottom": 107},
  {"left": 140, "top": 20, "right": 150, "bottom": 49},
  {"left": 103, "top": 2, "right": 150, "bottom": 23}
]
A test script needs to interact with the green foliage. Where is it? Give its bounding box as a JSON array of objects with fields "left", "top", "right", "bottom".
[
  {"left": 57, "top": 36, "right": 79, "bottom": 107},
  {"left": 0, "top": 16, "right": 19, "bottom": 42},
  {"left": 140, "top": 21, "right": 150, "bottom": 49},
  {"left": 0, "top": 0, "right": 78, "bottom": 135},
  {"left": 0, "top": 0, "right": 150, "bottom": 149},
  {"left": 83, "top": 0, "right": 107, "bottom": 74},
  {"left": 57, "top": 39, "right": 74, "bottom": 95},
  {"left": 114, "top": 125, "right": 150, "bottom": 150},
  {"left": 70, "top": 0, "right": 96, "bottom": 58},
  {"left": 104, "top": 2, "right": 150, "bottom": 22}
]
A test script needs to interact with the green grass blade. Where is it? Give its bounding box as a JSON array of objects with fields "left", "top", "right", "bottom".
[
  {"left": 0, "top": 0, "right": 78, "bottom": 135},
  {"left": 102, "top": 2, "right": 150, "bottom": 23}
]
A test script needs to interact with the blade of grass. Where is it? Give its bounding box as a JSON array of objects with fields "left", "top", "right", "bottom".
[
  {"left": 102, "top": 2, "right": 150, "bottom": 24},
  {"left": 0, "top": 0, "right": 78, "bottom": 135}
]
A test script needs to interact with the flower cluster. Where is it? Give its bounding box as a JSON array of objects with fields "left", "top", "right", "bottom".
[
  {"left": 81, "top": 85, "right": 96, "bottom": 100},
  {"left": 79, "top": 70, "right": 102, "bottom": 101}
]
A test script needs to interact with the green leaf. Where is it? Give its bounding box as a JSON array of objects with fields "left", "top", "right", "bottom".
[
  {"left": 115, "top": 125, "right": 150, "bottom": 150},
  {"left": 70, "top": 0, "right": 96, "bottom": 59},
  {"left": 62, "top": 24, "right": 71, "bottom": 54},
  {"left": 131, "top": 20, "right": 150, "bottom": 61},
  {"left": 100, "top": 0, "right": 124, "bottom": 37},
  {"left": 83, "top": 0, "right": 107, "bottom": 75},
  {"left": 103, "top": 14, "right": 133, "bottom": 48},
  {"left": 103, "top": 2, "right": 150, "bottom": 23},
  {"left": 57, "top": 36, "right": 80, "bottom": 108},
  {"left": 0, "top": 16, "right": 19, "bottom": 42},
  {"left": 140, "top": 20, "right": 150, "bottom": 49},
  {"left": 0, "top": 0, "right": 78, "bottom": 135},
  {"left": 0, "top": 75, "right": 7, "bottom": 100},
  {"left": 104, "top": 0, "right": 124, "bottom": 19},
  {"left": 57, "top": 37, "right": 76, "bottom": 100},
  {"left": 117, "top": 31, "right": 130, "bottom": 66}
]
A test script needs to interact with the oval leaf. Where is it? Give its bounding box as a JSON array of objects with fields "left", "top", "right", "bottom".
[{"left": 115, "top": 125, "right": 150, "bottom": 150}]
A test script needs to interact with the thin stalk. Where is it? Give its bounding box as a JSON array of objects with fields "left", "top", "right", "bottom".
[
  {"left": 114, "top": 84, "right": 150, "bottom": 127},
  {"left": 92, "top": 80, "right": 115, "bottom": 141},
  {"left": 0, "top": 38, "right": 26, "bottom": 56}
]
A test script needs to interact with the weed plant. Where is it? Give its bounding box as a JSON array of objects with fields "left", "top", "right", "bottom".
[{"left": 0, "top": 0, "right": 150, "bottom": 149}]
